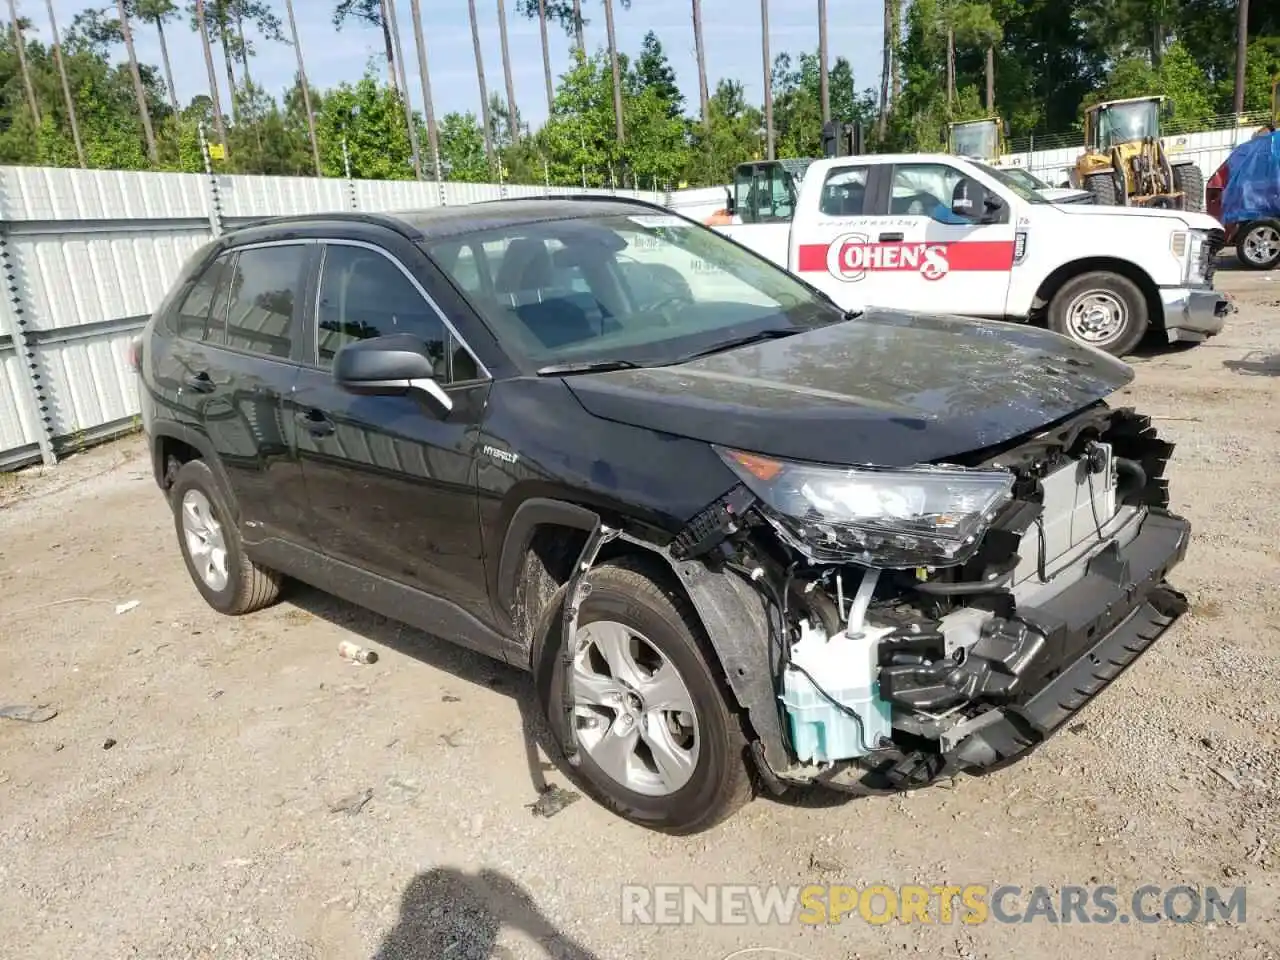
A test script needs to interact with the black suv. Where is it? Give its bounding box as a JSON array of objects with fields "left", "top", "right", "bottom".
[{"left": 136, "top": 198, "right": 1191, "bottom": 834}]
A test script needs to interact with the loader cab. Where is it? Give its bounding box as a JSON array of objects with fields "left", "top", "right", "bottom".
[
  {"left": 1085, "top": 96, "right": 1167, "bottom": 151},
  {"left": 947, "top": 117, "right": 1008, "bottom": 162},
  {"left": 725, "top": 160, "right": 811, "bottom": 224}
]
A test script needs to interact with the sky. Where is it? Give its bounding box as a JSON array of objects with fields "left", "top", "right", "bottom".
[{"left": 32, "top": 0, "right": 884, "bottom": 127}]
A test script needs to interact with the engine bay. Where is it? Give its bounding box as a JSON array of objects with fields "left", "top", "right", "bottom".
[{"left": 666, "top": 402, "right": 1180, "bottom": 789}]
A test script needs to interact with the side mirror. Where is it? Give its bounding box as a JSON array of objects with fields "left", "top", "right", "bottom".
[
  {"left": 724, "top": 186, "right": 736, "bottom": 216},
  {"left": 950, "top": 178, "right": 985, "bottom": 219},
  {"left": 981, "top": 192, "right": 1006, "bottom": 222},
  {"left": 333, "top": 333, "right": 452, "bottom": 412}
]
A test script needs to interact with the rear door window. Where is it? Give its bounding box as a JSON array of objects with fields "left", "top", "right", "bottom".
[
  {"left": 222, "top": 244, "right": 309, "bottom": 360},
  {"left": 818, "top": 165, "right": 871, "bottom": 216}
]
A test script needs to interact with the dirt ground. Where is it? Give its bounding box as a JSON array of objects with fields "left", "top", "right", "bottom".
[{"left": 2, "top": 263, "right": 1279, "bottom": 960}]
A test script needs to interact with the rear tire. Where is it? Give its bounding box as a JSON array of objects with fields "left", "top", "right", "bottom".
[
  {"left": 1236, "top": 221, "right": 1280, "bottom": 270},
  {"left": 1047, "top": 271, "right": 1149, "bottom": 357},
  {"left": 1172, "top": 164, "right": 1205, "bottom": 213},
  {"left": 170, "top": 460, "right": 281, "bottom": 615},
  {"left": 540, "top": 556, "right": 753, "bottom": 834},
  {"left": 1084, "top": 172, "right": 1118, "bottom": 206}
]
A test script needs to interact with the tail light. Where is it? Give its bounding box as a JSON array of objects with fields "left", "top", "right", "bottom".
[{"left": 127, "top": 336, "right": 143, "bottom": 374}]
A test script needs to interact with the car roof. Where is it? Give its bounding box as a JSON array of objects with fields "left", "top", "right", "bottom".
[{"left": 224, "top": 196, "right": 672, "bottom": 246}]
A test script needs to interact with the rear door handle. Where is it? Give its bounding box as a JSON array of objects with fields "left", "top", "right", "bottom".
[
  {"left": 879, "top": 232, "right": 905, "bottom": 242},
  {"left": 295, "top": 409, "right": 335, "bottom": 438},
  {"left": 182, "top": 371, "right": 215, "bottom": 393}
]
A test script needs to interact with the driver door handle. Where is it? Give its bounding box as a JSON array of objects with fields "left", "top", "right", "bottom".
[
  {"left": 296, "top": 408, "right": 335, "bottom": 438},
  {"left": 879, "top": 232, "right": 904, "bottom": 242}
]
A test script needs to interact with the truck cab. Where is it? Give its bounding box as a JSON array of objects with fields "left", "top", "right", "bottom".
[{"left": 712, "top": 152, "right": 1230, "bottom": 356}]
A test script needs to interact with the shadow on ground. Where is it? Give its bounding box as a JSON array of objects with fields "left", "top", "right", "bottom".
[
  {"left": 1223, "top": 351, "right": 1280, "bottom": 376},
  {"left": 372, "top": 866, "right": 605, "bottom": 960},
  {"left": 283, "top": 582, "right": 859, "bottom": 818}
]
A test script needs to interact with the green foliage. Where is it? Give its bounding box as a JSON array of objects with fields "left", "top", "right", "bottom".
[
  {"left": 1, "top": 1, "right": 1277, "bottom": 187},
  {"left": 439, "top": 112, "right": 492, "bottom": 182}
]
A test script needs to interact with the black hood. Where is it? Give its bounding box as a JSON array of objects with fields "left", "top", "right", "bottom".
[{"left": 563, "top": 310, "right": 1134, "bottom": 466}]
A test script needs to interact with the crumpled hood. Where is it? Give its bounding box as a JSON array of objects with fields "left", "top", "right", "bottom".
[
  {"left": 564, "top": 310, "right": 1134, "bottom": 466},
  {"left": 1053, "top": 204, "right": 1224, "bottom": 231}
]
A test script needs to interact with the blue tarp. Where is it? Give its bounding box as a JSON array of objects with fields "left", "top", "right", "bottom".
[{"left": 1221, "top": 130, "right": 1280, "bottom": 225}]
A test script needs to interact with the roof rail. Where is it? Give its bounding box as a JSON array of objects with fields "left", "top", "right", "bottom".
[
  {"left": 223, "top": 211, "right": 416, "bottom": 236},
  {"left": 471, "top": 192, "right": 683, "bottom": 216}
]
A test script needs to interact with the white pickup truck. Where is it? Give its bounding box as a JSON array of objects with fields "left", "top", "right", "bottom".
[{"left": 711, "top": 153, "right": 1231, "bottom": 356}]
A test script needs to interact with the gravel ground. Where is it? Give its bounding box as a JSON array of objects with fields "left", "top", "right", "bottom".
[{"left": 2, "top": 263, "right": 1279, "bottom": 960}]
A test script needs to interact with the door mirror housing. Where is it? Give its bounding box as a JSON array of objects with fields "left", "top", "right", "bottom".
[
  {"left": 950, "top": 178, "right": 1006, "bottom": 224},
  {"left": 332, "top": 333, "right": 453, "bottom": 412},
  {"left": 724, "top": 185, "right": 736, "bottom": 217}
]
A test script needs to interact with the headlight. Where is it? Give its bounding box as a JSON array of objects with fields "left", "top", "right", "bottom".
[
  {"left": 715, "top": 446, "right": 1015, "bottom": 568},
  {"left": 1186, "top": 232, "right": 1208, "bottom": 285}
]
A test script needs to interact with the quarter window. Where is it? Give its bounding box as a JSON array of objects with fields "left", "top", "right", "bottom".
[
  {"left": 174, "top": 253, "right": 233, "bottom": 343},
  {"left": 316, "top": 244, "right": 480, "bottom": 383},
  {"left": 223, "top": 245, "right": 308, "bottom": 359}
]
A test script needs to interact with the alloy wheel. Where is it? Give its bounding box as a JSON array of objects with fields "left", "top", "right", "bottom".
[
  {"left": 181, "top": 489, "right": 229, "bottom": 592},
  {"left": 572, "top": 620, "right": 701, "bottom": 797}
]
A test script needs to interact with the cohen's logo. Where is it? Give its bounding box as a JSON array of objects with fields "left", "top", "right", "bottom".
[{"left": 825, "top": 233, "right": 951, "bottom": 283}]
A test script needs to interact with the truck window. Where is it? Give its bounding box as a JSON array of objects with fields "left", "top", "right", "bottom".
[
  {"left": 889, "top": 163, "right": 967, "bottom": 218},
  {"left": 818, "top": 166, "right": 870, "bottom": 216}
]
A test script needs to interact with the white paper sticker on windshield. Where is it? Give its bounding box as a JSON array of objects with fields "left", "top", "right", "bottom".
[{"left": 628, "top": 214, "right": 690, "bottom": 229}]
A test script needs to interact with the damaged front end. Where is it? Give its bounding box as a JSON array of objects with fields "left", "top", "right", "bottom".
[{"left": 665, "top": 403, "right": 1191, "bottom": 794}]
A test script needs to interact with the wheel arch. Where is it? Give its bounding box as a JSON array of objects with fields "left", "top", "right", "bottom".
[
  {"left": 149, "top": 422, "right": 237, "bottom": 511},
  {"left": 501, "top": 499, "right": 791, "bottom": 784},
  {"left": 1033, "top": 257, "right": 1162, "bottom": 332}
]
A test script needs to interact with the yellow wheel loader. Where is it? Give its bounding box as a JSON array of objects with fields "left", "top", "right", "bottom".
[
  {"left": 1071, "top": 95, "right": 1204, "bottom": 212},
  {"left": 946, "top": 116, "right": 1008, "bottom": 163}
]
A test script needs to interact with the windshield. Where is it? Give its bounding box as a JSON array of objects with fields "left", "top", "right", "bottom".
[
  {"left": 970, "top": 162, "right": 1050, "bottom": 204},
  {"left": 424, "top": 213, "right": 844, "bottom": 370},
  {"left": 949, "top": 121, "right": 999, "bottom": 160},
  {"left": 1096, "top": 100, "right": 1160, "bottom": 149}
]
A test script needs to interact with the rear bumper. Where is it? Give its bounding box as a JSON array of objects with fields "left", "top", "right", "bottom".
[
  {"left": 944, "top": 509, "right": 1190, "bottom": 771},
  {"left": 1160, "top": 286, "right": 1232, "bottom": 343}
]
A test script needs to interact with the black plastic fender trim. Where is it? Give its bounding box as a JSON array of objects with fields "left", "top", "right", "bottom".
[
  {"left": 618, "top": 535, "right": 793, "bottom": 787},
  {"left": 523, "top": 523, "right": 795, "bottom": 787},
  {"left": 495, "top": 497, "right": 602, "bottom": 623},
  {"left": 147, "top": 422, "right": 237, "bottom": 516}
]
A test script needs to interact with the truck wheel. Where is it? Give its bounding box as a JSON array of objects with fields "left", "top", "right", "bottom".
[
  {"left": 1048, "top": 271, "right": 1149, "bottom": 356},
  {"left": 170, "top": 459, "right": 281, "bottom": 615},
  {"left": 1173, "top": 164, "right": 1205, "bottom": 213},
  {"left": 1236, "top": 221, "right": 1280, "bottom": 270},
  {"left": 1084, "top": 172, "right": 1118, "bottom": 205},
  {"left": 543, "top": 556, "right": 752, "bottom": 834}
]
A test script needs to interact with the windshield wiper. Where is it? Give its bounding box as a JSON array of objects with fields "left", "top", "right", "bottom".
[
  {"left": 679, "top": 328, "right": 805, "bottom": 361},
  {"left": 536, "top": 359, "right": 642, "bottom": 376}
]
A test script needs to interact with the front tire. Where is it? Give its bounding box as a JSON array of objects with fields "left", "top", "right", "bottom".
[
  {"left": 543, "top": 557, "right": 752, "bottom": 834},
  {"left": 1236, "top": 221, "right": 1280, "bottom": 270},
  {"left": 1047, "top": 271, "right": 1150, "bottom": 356},
  {"left": 1172, "top": 163, "right": 1205, "bottom": 213},
  {"left": 170, "top": 460, "right": 281, "bottom": 615},
  {"left": 1084, "top": 172, "right": 1119, "bottom": 206}
]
